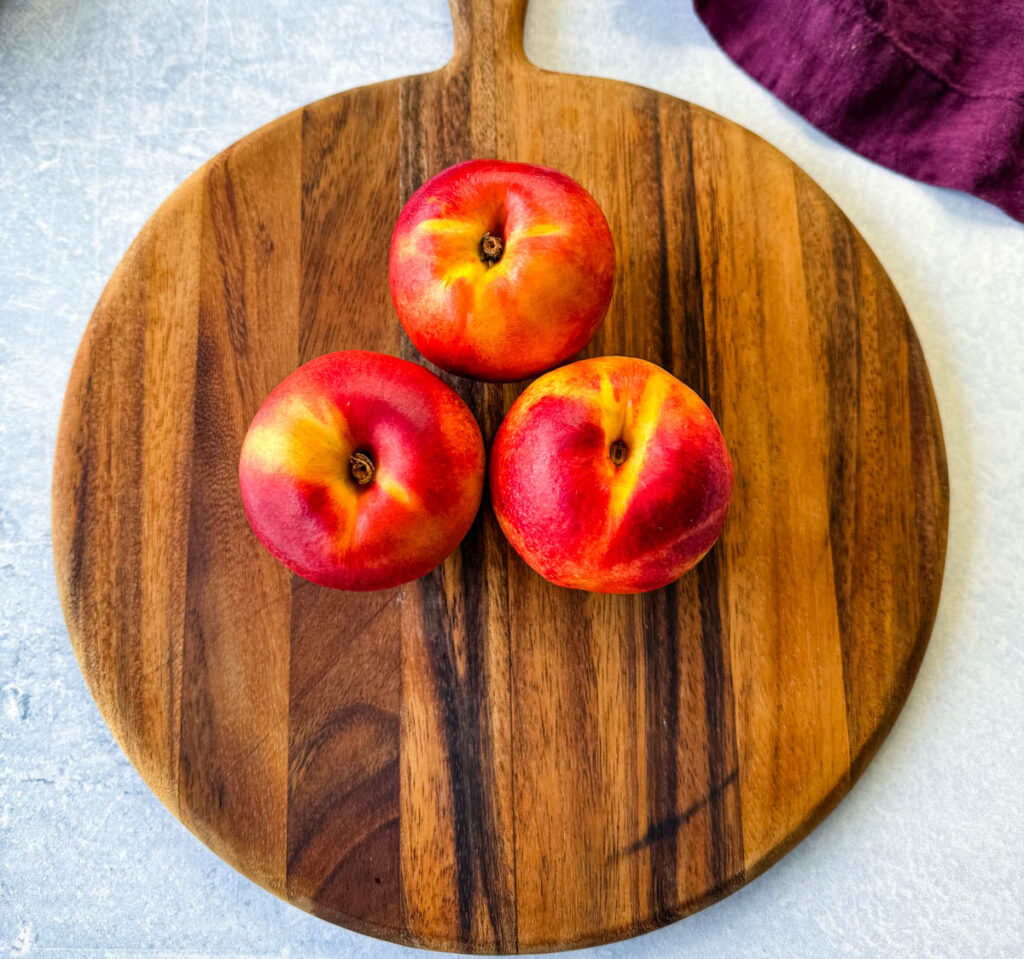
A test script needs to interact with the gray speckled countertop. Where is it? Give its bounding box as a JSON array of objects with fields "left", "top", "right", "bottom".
[{"left": 1, "top": 1, "right": 1022, "bottom": 956}]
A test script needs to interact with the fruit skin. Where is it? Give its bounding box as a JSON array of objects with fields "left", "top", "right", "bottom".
[
  {"left": 490, "top": 356, "right": 733, "bottom": 593},
  {"left": 389, "top": 159, "right": 615, "bottom": 382},
  {"left": 239, "top": 350, "right": 484, "bottom": 591}
]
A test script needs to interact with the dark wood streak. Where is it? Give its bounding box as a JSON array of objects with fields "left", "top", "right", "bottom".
[
  {"left": 178, "top": 310, "right": 231, "bottom": 833},
  {"left": 455, "top": 518, "right": 499, "bottom": 940},
  {"left": 816, "top": 195, "right": 863, "bottom": 756},
  {"left": 675, "top": 101, "right": 707, "bottom": 396},
  {"left": 418, "top": 564, "right": 475, "bottom": 941},
  {"left": 651, "top": 94, "right": 675, "bottom": 373},
  {"left": 459, "top": 509, "right": 518, "bottom": 948},
  {"left": 416, "top": 527, "right": 515, "bottom": 949},
  {"left": 829, "top": 214, "right": 863, "bottom": 759},
  {"left": 690, "top": 211, "right": 743, "bottom": 893},
  {"left": 697, "top": 550, "right": 740, "bottom": 890},
  {"left": 614, "top": 768, "right": 739, "bottom": 859},
  {"left": 299, "top": 102, "right": 349, "bottom": 360},
  {"left": 397, "top": 79, "right": 424, "bottom": 211},
  {"left": 642, "top": 582, "right": 680, "bottom": 915},
  {"left": 505, "top": 550, "right": 519, "bottom": 953}
]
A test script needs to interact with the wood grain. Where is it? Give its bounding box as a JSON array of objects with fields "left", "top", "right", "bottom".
[{"left": 51, "top": 0, "right": 949, "bottom": 951}]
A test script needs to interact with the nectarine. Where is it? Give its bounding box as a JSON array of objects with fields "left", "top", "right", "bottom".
[
  {"left": 490, "top": 356, "right": 732, "bottom": 593},
  {"left": 389, "top": 159, "right": 615, "bottom": 382},
  {"left": 239, "top": 350, "right": 484, "bottom": 590}
]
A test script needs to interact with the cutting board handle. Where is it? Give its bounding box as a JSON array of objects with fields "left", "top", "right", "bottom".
[{"left": 447, "top": 0, "right": 529, "bottom": 70}]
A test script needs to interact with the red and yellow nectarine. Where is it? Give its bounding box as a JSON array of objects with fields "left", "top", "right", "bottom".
[
  {"left": 239, "top": 350, "right": 484, "bottom": 590},
  {"left": 490, "top": 356, "right": 732, "bottom": 593},
  {"left": 389, "top": 159, "right": 615, "bottom": 382}
]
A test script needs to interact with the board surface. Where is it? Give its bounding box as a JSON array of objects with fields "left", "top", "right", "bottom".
[{"left": 51, "top": 0, "right": 949, "bottom": 952}]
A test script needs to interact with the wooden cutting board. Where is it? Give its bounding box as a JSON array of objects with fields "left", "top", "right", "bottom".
[{"left": 51, "top": 0, "right": 949, "bottom": 952}]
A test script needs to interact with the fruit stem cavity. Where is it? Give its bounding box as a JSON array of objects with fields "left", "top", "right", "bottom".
[
  {"left": 349, "top": 452, "right": 376, "bottom": 486},
  {"left": 609, "top": 440, "right": 629, "bottom": 466},
  {"left": 480, "top": 232, "right": 504, "bottom": 264}
]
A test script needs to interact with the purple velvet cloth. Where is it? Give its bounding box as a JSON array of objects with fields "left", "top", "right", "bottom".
[{"left": 695, "top": 0, "right": 1024, "bottom": 222}]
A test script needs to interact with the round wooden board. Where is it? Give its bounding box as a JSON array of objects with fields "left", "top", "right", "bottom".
[{"left": 52, "top": 0, "right": 949, "bottom": 952}]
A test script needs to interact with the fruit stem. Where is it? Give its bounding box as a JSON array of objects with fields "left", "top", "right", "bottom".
[
  {"left": 610, "top": 440, "right": 628, "bottom": 466},
  {"left": 480, "top": 232, "right": 504, "bottom": 264},
  {"left": 349, "top": 452, "right": 376, "bottom": 486}
]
